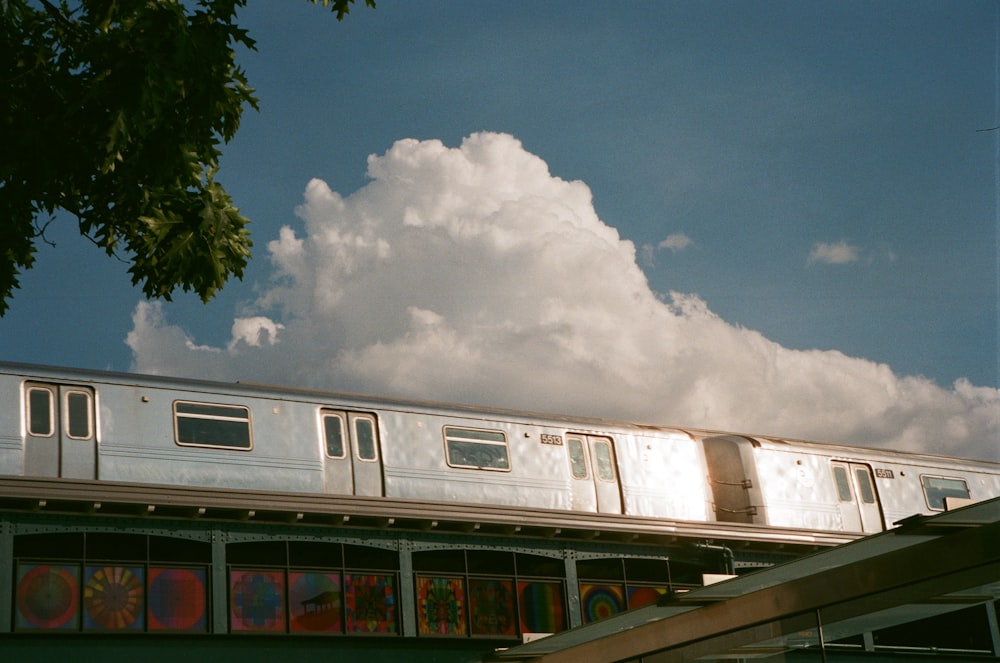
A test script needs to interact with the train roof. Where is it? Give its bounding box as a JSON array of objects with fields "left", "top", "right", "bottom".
[{"left": 3, "top": 361, "right": 998, "bottom": 467}]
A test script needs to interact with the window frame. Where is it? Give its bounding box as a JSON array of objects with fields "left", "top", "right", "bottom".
[
  {"left": 351, "top": 413, "right": 380, "bottom": 462},
  {"left": 26, "top": 386, "right": 55, "bottom": 437},
  {"left": 442, "top": 426, "right": 511, "bottom": 472},
  {"left": 321, "top": 410, "right": 347, "bottom": 459},
  {"left": 920, "top": 474, "right": 971, "bottom": 511},
  {"left": 567, "top": 436, "right": 589, "bottom": 480},
  {"left": 63, "top": 389, "right": 94, "bottom": 440},
  {"left": 854, "top": 466, "right": 876, "bottom": 504},
  {"left": 173, "top": 400, "right": 253, "bottom": 451},
  {"left": 832, "top": 463, "right": 854, "bottom": 502},
  {"left": 592, "top": 437, "right": 617, "bottom": 483}
]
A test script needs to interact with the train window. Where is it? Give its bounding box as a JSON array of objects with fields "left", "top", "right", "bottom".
[
  {"left": 443, "top": 427, "right": 510, "bottom": 471},
  {"left": 921, "top": 475, "right": 971, "bottom": 511},
  {"left": 593, "top": 439, "right": 616, "bottom": 482},
  {"left": 353, "top": 414, "right": 379, "bottom": 461},
  {"left": 64, "top": 390, "right": 93, "bottom": 439},
  {"left": 855, "top": 467, "right": 876, "bottom": 504},
  {"left": 832, "top": 464, "right": 853, "bottom": 502},
  {"left": 26, "top": 387, "right": 54, "bottom": 437},
  {"left": 322, "top": 412, "right": 346, "bottom": 458},
  {"left": 174, "top": 401, "right": 252, "bottom": 450},
  {"left": 567, "top": 437, "right": 589, "bottom": 479}
]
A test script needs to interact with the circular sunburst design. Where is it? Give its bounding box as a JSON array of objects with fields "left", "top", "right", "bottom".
[{"left": 84, "top": 566, "right": 144, "bottom": 630}]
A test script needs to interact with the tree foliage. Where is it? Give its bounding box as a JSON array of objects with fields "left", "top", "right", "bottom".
[{"left": 0, "top": 0, "right": 374, "bottom": 315}]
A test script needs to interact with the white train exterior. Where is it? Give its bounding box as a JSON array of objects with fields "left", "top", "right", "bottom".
[{"left": 1, "top": 361, "right": 998, "bottom": 536}]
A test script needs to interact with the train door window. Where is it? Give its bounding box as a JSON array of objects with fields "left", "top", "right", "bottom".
[
  {"left": 444, "top": 427, "right": 510, "bottom": 471},
  {"left": 855, "top": 467, "right": 876, "bottom": 504},
  {"left": 593, "top": 438, "right": 616, "bottom": 482},
  {"left": 832, "top": 463, "right": 853, "bottom": 502},
  {"left": 64, "top": 390, "right": 93, "bottom": 439},
  {"left": 921, "top": 475, "right": 971, "bottom": 511},
  {"left": 322, "top": 412, "right": 347, "bottom": 458},
  {"left": 26, "top": 386, "right": 54, "bottom": 437},
  {"left": 352, "top": 413, "right": 379, "bottom": 461},
  {"left": 567, "top": 437, "right": 589, "bottom": 479},
  {"left": 174, "top": 401, "right": 252, "bottom": 450}
]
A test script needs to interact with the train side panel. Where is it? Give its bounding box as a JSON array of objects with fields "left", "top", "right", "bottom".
[
  {"left": 379, "top": 410, "right": 574, "bottom": 510},
  {"left": 0, "top": 373, "right": 23, "bottom": 475},
  {"left": 615, "top": 431, "right": 713, "bottom": 521},
  {"left": 748, "top": 439, "right": 1000, "bottom": 533},
  {"left": 866, "top": 457, "right": 1000, "bottom": 526},
  {"left": 96, "top": 382, "right": 325, "bottom": 492},
  {"left": 750, "top": 446, "right": 845, "bottom": 531}
]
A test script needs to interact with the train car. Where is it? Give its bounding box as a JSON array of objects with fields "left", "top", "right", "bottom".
[
  {"left": 1, "top": 361, "right": 998, "bottom": 535},
  {"left": 700, "top": 433, "right": 1000, "bottom": 533}
]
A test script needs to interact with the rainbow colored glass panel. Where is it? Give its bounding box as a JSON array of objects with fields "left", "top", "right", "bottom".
[
  {"left": 416, "top": 575, "right": 466, "bottom": 636},
  {"left": 517, "top": 580, "right": 565, "bottom": 634},
  {"left": 469, "top": 578, "right": 516, "bottom": 637},
  {"left": 148, "top": 567, "right": 208, "bottom": 632},
  {"left": 580, "top": 582, "right": 625, "bottom": 624},
  {"left": 15, "top": 564, "right": 81, "bottom": 630},
  {"left": 289, "top": 571, "right": 342, "bottom": 633},
  {"left": 627, "top": 585, "right": 667, "bottom": 609},
  {"left": 344, "top": 573, "right": 396, "bottom": 634},
  {"left": 83, "top": 566, "right": 145, "bottom": 630},
  {"left": 230, "top": 569, "right": 286, "bottom": 632}
]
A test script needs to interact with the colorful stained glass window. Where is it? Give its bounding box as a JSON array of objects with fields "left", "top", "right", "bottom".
[
  {"left": 517, "top": 580, "right": 565, "bottom": 634},
  {"left": 289, "top": 571, "right": 342, "bottom": 633},
  {"left": 83, "top": 566, "right": 145, "bottom": 630},
  {"left": 627, "top": 585, "right": 667, "bottom": 609},
  {"left": 15, "top": 563, "right": 81, "bottom": 630},
  {"left": 344, "top": 573, "right": 397, "bottom": 634},
  {"left": 469, "top": 578, "right": 516, "bottom": 637},
  {"left": 230, "top": 569, "right": 286, "bottom": 632},
  {"left": 580, "top": 583, "right": 625, "bottom": 624},
  {"left": 416, "top": 575, "right": 466, "bottom": 636},
  {"left": 148, "top": 567, "right": 208, "bottom": 632}
]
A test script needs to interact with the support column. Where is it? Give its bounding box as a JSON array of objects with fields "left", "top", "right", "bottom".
[
  {"left": 0, "top": 520, "right": 12, "bottom": 632},
  {"left": 564, "top": 553, "right": 581, "bottom": 629},
  {"left": 398, "top": 537, "right": 416, "bottom": 637},
  {"left": 211, "top": 528, "right": 228, "bottom": 634}
]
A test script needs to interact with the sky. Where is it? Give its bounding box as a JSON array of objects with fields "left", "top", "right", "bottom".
[{"left": 3, "top": 1, "right": 999, "bottom": 461}]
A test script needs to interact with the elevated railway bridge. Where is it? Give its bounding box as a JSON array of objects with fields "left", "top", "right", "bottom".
[{"left": 0, "top": 477, "right": 997, "bottom": 662}]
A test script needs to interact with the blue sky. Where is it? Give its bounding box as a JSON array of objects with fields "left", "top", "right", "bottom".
[{"left": 2, "top": 1, "right": 999, "bottom": 459}]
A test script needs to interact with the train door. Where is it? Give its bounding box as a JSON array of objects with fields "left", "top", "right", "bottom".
[
  {"left": 566, "top": 434, "right": 622, "bottom": 513},
  {"left": 23, "top": 382, "right": 97, "bottom": 479},
  {"left": 320, "top": 409, "right": 384, "bottom": 496},
  {"left": 831, "top": 461, "right": 884, "bottom": 533}
]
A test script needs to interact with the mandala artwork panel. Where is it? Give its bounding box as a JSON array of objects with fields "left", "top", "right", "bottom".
[{"left": 15, "top": 564, "right": 81, "bottom": 630}]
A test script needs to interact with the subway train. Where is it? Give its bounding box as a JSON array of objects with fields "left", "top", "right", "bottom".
[{"left": 1, "top": 361, "right": 998, "bottom": 535}]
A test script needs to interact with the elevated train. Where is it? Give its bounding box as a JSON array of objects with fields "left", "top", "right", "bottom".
[{"left": 2, "top": 362, "right": 998, "bottom": 536}]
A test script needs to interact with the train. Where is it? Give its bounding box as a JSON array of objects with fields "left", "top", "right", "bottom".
[{"left": 2, "top": 361, "right": 999, "bottom": 536}]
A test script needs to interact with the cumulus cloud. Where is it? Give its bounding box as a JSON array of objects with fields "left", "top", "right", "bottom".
[
  {"left": 808, "top": 240, "right": 859, "bottom": 265},
  {"left": 659, "top": 232, "right": 694, "bottom": 252},
  {"left": 127, "top": 132, "right": 1000, "bottom": 461},
  {"left": 640, "top": 232, "right": 693, "bottom": 266}
]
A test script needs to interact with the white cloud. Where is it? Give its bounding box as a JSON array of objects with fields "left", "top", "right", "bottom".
[
  {"left": 659, "top": 232, "right": 693, "bottom": 252},
  {"left": 227, "top": 317, "right": 284, "bottom": 352},
  {"left": 808, "top": 240, "right": 859, "bottom": 265},
  {"left": 127, "top": 132, "right": 1000, "bottom": 461}
]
